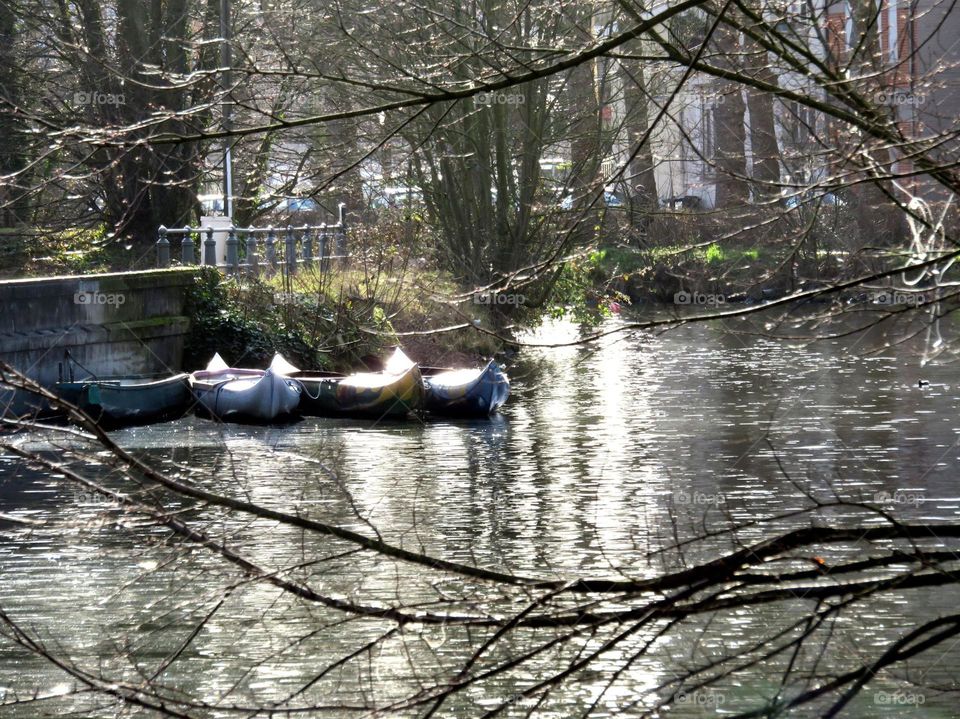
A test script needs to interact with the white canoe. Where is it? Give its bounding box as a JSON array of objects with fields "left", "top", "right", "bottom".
[{"left": 190, "top": 354, "right": 301, "bottom": 422}]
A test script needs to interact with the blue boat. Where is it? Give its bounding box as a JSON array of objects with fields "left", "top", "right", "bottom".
[{"left": 389, "top": 349, "right": 509, "bottom": 416}]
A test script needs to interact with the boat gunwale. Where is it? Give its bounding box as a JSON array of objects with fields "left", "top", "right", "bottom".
[
  {"left": 423, "top": 360, "right": 502, "bottom": 390},
  {"left": 290, "top": 364, "right": 422, "bottom": 390},
  {"left": 295, "top": 364, "right": 422, "bottom": 417},
  {"left": 422, "top": 360, "right": 510, "bottom": 416},
  {"left": 56, "top": 373, "right": 191, "bottom": 392},
  {"left": 190, "top": 368, "right": 265, "bottom": 382}
]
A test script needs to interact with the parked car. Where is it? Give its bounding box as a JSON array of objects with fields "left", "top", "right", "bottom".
[
  {"left": 559, "top": 190, "right": 624, "bottom": 210},
  {"left": 256, "top": 196, "right": 322, "bottom": 213},
  {"left": 783, "top": 191, "right": 845, "bottom": 209},
  {"left": 661, "top": 195, "right": 703, "bottom": 211},
  {"left": 370, "top": 186, "right": 423, "bottom": 209},
  {"left": 280, "top": 197, "right": 321, "bottom": 213}
]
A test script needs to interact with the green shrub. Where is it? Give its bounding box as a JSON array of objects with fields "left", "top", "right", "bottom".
[
  {"left": 182, "top": 269, "right": 320, "bottom": 371},
  {"left": 705, "top": 243, "right": 725, "bottom": 264}
]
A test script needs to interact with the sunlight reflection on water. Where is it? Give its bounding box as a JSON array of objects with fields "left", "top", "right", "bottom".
[{"left": 2, "top": 313, "right": 959, "bottom": 716}]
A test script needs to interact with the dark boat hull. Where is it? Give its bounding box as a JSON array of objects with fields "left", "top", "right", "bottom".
[
  {"left": 423, "top": 361, "right": 510, "bottom": 416},
  {"left": 55, "top": 374, "right": 192, "bottom": 427},
  {"left": 294, "top": 365, "right": 423, "bottom": 418}
]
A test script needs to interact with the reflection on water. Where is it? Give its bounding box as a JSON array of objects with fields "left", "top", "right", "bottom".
[{"left": 1, "top": 312, "right": 960, "bottom": 716}]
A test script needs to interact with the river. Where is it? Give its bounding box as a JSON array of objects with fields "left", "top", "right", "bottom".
[{"left": 0, "top": 311, "right": 958, "bottom": 717}]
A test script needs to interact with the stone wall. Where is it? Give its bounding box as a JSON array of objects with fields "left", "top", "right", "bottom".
[{"left": 0, "top": 268, "right": 199, "bottom": 415}]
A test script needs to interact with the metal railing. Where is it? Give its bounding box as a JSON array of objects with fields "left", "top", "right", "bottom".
[{"left": 157, "top": 203, "right": 348, "bottom": 274}]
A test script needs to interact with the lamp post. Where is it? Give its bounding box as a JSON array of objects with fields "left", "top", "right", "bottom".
[{"left": 221, "top": 0, "right": 233, "bottom": 219}]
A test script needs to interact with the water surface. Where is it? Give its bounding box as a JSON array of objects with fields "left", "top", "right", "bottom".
[{"left": 1, "top": 311, "right": 958, "bottom": 717}]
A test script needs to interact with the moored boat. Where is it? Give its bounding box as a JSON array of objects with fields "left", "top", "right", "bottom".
[
  {"left": 54, "top": 373, "right": 192, "bottom": 427},
  {"left": 273, "top": 351, "right": 423, "bottom": 418},
  {"left": 388, "top": 350, "right": 510, "bottom": 416},
  {"left": 190, "top": 354, "right": 301, "bottom": 422}
]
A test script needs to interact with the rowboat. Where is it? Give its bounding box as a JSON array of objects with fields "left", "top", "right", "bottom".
[
  {"left": 272, "top": 351, "right": 423, "bottom": 418},
  {"left": 189, "top": 353, "right": 301, "bottom": 422},
  {"left": 54, "top": 373, "right": 192, "bottom": 427},
  {"left": 388, "top": 349, "right": 510, "bottom": 416}
]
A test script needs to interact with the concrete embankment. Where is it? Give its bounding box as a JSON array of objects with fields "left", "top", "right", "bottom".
[{"left": 0, "top": 268, "right": 199, "bottom": 415}]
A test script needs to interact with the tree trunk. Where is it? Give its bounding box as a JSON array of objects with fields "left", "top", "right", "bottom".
[
  {"left": 620, "top": 57, "right": 659, "bottom": 211},
  {"left": 712, "top": 24, "right": 750, "bottom": 208},
  {"left": 569, "top": 61, "right": 601, "bottom": 199},
  {"left": 568, "top": 57, "right": 602, "bottom": 241},
  {"left": 0, "top": 4, "right": 30, "bottom": 226},
  {"left": 743, "top": 34, "right": 780, "bottom": 198}
]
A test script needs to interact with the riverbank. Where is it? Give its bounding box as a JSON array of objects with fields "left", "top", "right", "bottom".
[
  {"left": 181, "top": 266, "right": 508, "bottom": 373},
  {"left": 590, "top": 202, "right": 903, "bottom": 306},
  {"left": 7, "top": 204, "right": 916, "bottom": 375},
  {"left": 6, "top": 225, "right": 516, "bottom": 371}
]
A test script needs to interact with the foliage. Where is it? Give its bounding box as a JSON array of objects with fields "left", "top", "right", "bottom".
[
  {"left": 183, "top": 242, "right": 505, "bottom": 374},
  {"left": 0, "top": 225, "right": 124, "bottom": 278},
  {"left": 705, "top": 242, "right": 725, "bottom": 264},
  {"left": 182, "top": 268, "right": 319, "bottom": 372},
  {"left": 543, "top": 250, "right": 630, "bottom": 326}
]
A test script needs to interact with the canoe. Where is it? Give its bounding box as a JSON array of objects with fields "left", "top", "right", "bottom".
[
  {"left": 54, "top": 373, "right": 192, "bottom": 427},
  {"left": 272, "top": 351, "right": 423, "bottom": 418},
  {"left": 389, "top": 350, "right": 510, "bottom": 416},
  {"left": 422, "top": 362, "right": 510, "bottom": 415},
  {"left": 189, "top": 353, "right": 301, "bottom": 422}
]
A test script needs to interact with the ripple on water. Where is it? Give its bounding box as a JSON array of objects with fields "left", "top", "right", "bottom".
[{"left": 2, "top": 316, "right": 960, "bottom": 715}]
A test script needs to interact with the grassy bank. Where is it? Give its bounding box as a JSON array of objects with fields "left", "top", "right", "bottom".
[
  {"left": 181, "top": 265, "right": 507, "bottom": 373},
  {"left": 590, "top": 200, "right": 893, "bottom": 304}
]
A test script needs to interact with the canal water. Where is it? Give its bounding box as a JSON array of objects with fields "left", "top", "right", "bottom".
[{"left": 1, "top": 311, "right": 959, "bottom": 717}]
